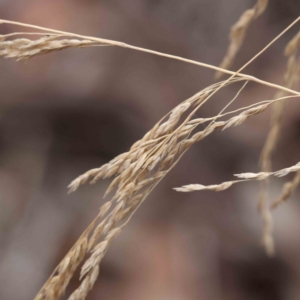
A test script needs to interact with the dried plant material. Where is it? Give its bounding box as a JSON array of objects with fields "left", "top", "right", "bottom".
[
  {"left": 174, "top": 162, "right": 300, "bottom": 192},
  {"left": 174, "top": 182, "right": 233, "bottom": 193},
  {"left": 274, "top": 163, "right": 300, "bottom": 177},
  {"left": 43, "top": 77, "right": 270, "bottom": 300},
  {"left": 69, "top": 89, "right": 296, "bottom": 194},
  {"left": 175, "top": 155, "right": 295, "bottom": 256},
  {"left": 222, "top": 103, "right": 269, "bottom": 130},
  {"left": 0, "top": 17, "right": 298, "bottom": 300},
  {"left": 36, "top": 80, "right": 233, "bottom": 300},
  {"left": 1, "top": 18, "right": 300, "bottom": 97},
  {"left": 258, "top": 31, "right": 300, "bottom": 255},
  {"left": 235, "top": 172, "right": 269, "bottom": 180},
  {"left": 0, "top": 36, "right": 105, "bottom": 60},
  {"left": 259, "top": 188, "right": 274, "bottom": 256},
  {"left": 285, "top": 31, "right": 300, "bottom": 56},
  {"left": 67, "top": 79, "right": 240, "bottom": 192},
  {"left": 271, "top": 171, "right": 300, "bottom": 209},
  {"left": 59, "top": 92, "right": 298, "bottom": 299},
  {"left": 215, "top": 0, "right": 269, "bottom": 79},
  {"left": 35, "top": 237, "right": 89, "bottom": 300},
  {"left": 260, "top": 31, "right": 300, "bottom": 173}
]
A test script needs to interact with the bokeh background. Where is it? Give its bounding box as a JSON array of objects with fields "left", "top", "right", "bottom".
[{"left": 0, "top": 1, "right": 300, "bottom": 299}]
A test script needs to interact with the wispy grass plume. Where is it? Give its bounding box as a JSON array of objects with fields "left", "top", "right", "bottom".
[{"left": 0, "top": 15, "right": 299, "bottom": 300}]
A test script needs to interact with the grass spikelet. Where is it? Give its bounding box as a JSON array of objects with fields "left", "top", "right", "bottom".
[
  {"left": 175, "top": 162, "right": 300, "bottom": 192},
  {"left": 0, "top": 36, "right": 106, "bottom": 60},
  {"left": 215, "top": 0, "right": 268, "bottom": 79},
  {"left": 222, "top": 103, "right": 269, "bottom": 130}
]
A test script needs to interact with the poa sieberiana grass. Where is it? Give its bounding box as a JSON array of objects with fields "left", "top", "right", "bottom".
[{"left": 0, "top": 2, "right": 299, "bottom": 299}]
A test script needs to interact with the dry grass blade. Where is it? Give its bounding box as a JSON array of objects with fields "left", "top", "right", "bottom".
[{"left": 215, "top": 0, "right": 268, "bottom": 79}]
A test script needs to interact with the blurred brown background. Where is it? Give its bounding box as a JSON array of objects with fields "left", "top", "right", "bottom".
[{"left": 0, "top": 1, "right": 300, "bottom": 299}]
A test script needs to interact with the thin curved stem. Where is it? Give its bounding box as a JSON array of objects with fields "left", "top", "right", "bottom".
[{"left": 1, "top": 18, "right": 300, "bottom": 96}]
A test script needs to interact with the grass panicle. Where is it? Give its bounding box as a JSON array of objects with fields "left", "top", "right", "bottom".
[
  {"left": 174, "top": 162, "right": 300, "bottom": 192},
  {"left": 215, "top": 0, "right": 269, "bottom": 79},
  {"left": 257, "top": 30, "right": 300, "bottom": 256},
  {"left": 0, "top": 36, "right": 106, "bottom": 60},
  {"left": 0, "top": 14, "right": 299, "bottom": 300}
]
